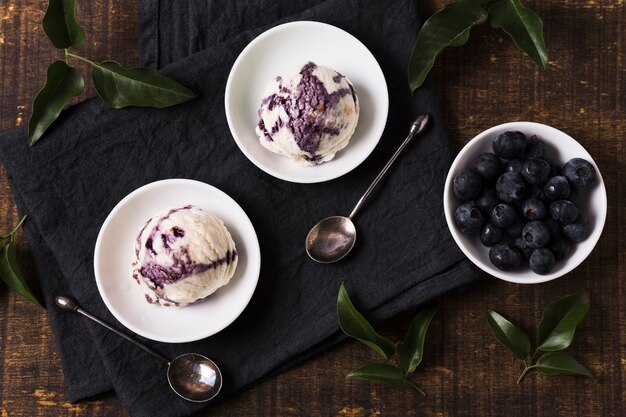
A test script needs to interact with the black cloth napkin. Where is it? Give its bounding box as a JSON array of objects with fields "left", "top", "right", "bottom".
[{"left": 0, "top": 1, "right": 479, "bottom": 416}]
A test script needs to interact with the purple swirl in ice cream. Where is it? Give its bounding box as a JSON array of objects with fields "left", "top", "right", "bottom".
[
  {"left": 137, "top": 248, "right": 237, "bottom": 287},
  {"left": 131, "top": 205, "right": 238, "bottom": 307},
  {"left": 255, "top": 62, "right": 359, "bottom": 166}
]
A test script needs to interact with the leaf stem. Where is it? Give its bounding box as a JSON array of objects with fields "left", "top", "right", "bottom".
[
  {"left": 516, "top": 366, "right": 532, "bottom": 384},
  {"left": 67, "top": 52, "right": 98, "bottom": 67},
  {"left": 0, "top": 215, "right": 27, "bottom": 240},
  {"left": 64, "top": 48, "right": 70, "bottom": 65},
  {"left": 11, "top": 215, "right": 27, "bottom": 236},
  {"left": 406, "top": 380, "right": 426, "bottom": 396}
]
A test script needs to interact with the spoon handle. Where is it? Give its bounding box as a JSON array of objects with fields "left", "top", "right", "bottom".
[
  {"left": 54, "top": 295, "right": 170, "bottom": 365},
  {"left": 348, "top": 114, "right": 430, "bottom": 220}
]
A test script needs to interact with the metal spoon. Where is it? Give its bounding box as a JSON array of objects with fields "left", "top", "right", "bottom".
[
  {"left": 54, "top": 295, "right": 222, "bottom": 403},
  {"left": 305, "top": 114, "right": 430, "bottom": 263}
]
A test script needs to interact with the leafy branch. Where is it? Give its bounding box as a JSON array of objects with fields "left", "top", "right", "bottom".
[
  {"left": 0, "top": 216, "right": 41, "bottom": 306},
  {"left": 28, "top": 0, "right": 196, "bottom": 146},
  {"left": 337, "top": 283, "right": 437, "bottom": 395},
  {"left": 408, "top": 0, "right": 547, "bottom": 92},
  {"left": 486, "top": 290, "right": 594, "bottom": 383}
]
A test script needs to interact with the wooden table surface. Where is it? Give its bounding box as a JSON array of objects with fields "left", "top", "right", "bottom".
[{"left": 0, "top": 1, "right": 624, "bottom": 416}]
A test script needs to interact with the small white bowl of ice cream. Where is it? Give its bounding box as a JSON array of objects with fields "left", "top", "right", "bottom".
[
  {"left": 225, "top": 21, "right": 388, "bottom": 183},
  {"left": 94, "top": 179, "right": 261, "bottom": 343}
]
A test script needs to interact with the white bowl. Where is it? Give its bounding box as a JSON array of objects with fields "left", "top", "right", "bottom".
[
  {"left": 94, "top": 179, "right": 261, "bottom": 343},
  {"left": 224, "top": 21, "right": 388, "bottom": 183},
  {"left": 443, "top": 122, "right": 607, "bottom": 284}
]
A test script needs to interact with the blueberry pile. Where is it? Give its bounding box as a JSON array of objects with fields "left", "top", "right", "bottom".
[{"left": 453, "top": 131, "right": 597, "bottom": 275}]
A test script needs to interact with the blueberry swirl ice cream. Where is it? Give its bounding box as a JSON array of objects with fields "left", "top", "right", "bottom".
[
  {"left": 255, "top": 61, "right": 359, "bottom": 166},
  {"left": 131, "top": 205, "right": 238, "bottom": 307}
]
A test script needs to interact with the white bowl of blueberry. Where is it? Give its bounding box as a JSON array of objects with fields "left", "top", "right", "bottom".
[{"left": 443, "top": 122, "right": 607, "bottom": 284}]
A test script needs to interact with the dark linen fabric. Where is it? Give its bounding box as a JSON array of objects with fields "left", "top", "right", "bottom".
[{"left": 0, "top": 1, "right": 479, "bottom": 416}]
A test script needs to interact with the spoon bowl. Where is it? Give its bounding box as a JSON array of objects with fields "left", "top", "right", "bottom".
[
  {"left": 305, "top": 216, "right": 356, "bottom": 263},
  {"left": 167, "top": 353, "right": 222, "bottom": 402}
]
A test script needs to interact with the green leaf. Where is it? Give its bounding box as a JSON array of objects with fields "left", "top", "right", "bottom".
[
  {"left": 347, "top": 364, "right": 411, "bottom": 390},
  {"left": 532, "top": 352, "right": 595, "bottom": 380},
  {"left": 337, "top": 283, "right": 395, "bottom": 360},
  {"left": 28, "top": 61, "right": 84, "bottom": 146},
  {"left": 0, "top": 241, "right": 41, "bottom": 306},
  {"left": 408, "top": 1, "right": 488, "bottom": 92},
  {"left": 90, "top": 60, "right": 197, "bottom": 108},
  {"left": 42, "top": 0, "right": 85, "bottom": 49},
  {"left": 398, "top": 304, "right": 438, "bottom": 374},
  {"left": 537, "top": 290, "right": 590, "bottom": 352},
  {"left": 489, "top": 0, "right": 548, "bottom": 68},
  {"left": 486, "top": 309, "right": 531, "bottom": 360}
]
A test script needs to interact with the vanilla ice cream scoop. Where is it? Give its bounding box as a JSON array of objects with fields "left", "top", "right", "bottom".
[
  {"left": 131, "top": 205, "right": 238, "bottom": 307},
  {"left": 255, "top": 62, "right": 359, "bottom": 166}
]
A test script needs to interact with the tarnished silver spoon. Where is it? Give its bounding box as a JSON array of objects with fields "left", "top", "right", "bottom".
[
  {"left": 54, "top": 295, "right": 222, "bottom": 403},
  {"left": 305, "top": 114, "right": 430, "bottom": 263}
]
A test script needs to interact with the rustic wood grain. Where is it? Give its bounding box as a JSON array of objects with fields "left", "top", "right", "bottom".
[{"left": 0, "top": 1, "right": 624, "bottom": 416}]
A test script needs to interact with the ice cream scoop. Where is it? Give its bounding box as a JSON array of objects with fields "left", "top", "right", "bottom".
[
  {"left": 132, "top": 205, "right": 238, "bottom": 307},
  {"left": 255, "top": 61, "right": 359, "bottom": 166}
]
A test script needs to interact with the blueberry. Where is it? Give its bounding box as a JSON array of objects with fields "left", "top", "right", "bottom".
[
  {"left": 493, "top": 131, "right": 528, "bottom": 159},
  {"left": 506, "top": 219, "right": 525, "bottom": 238},
  {"left": 522, "top": 221, "right": 551, "bottom": 248},
  {"left": 489, "top": 243, "right": 523, "bottom": 271},
  {"left": 521, "top": 197, "right": 547, "bottom": 220},
  {"left": 505, "top": 159, "right": 525, "bottom": 175},
  {"left": 525, "top": 136, "right": 547, "bottom": 158},
  {"left": 562, "top": 215, "right": 591, "bottom": 242},
  {"left": 475, "top": 188, "right": 499, "bottom": 216},
  {"left": 544, "top": 158, "right": 562, "bottom": 177},
  {"left": 521, "top": 158, "right": 550, "bottom": 185},
  {"left": 480, "top": 222, "right": 504, "bottom": 247},
  {"left": 496, "top": 172, "right": 526, "bottom": 203},
  {"left": 514, "top": 236, "right": 534, "bottom": 261},
  {"left": 563, "top": 158, "right": 597, "bottom": 189},
  {"left": 490, "top": 203, "right": 518, "bottom": 227},
  {"left": 453, "top": 170, "right": 483, "bottom": 200},
  {"left": 472, "top": 152, "right": 503, "bottom": 181},
  {"left": 568, "top": 187, "right": 581, "bottom": 207},
  {"left": 548, "top": 237, "right": 570, "bottom": 261},
  {"left": 543, "top": 176, "right": 570, "bottom": 200},
  {"left": 549, "top": 200, "right": 579, "bottom": 225},
  {"left": 454, "top": 203, "right": 485, "bottom": 234},
  {"left": 528, "top": 185, "right": 546, "bottom": 200},
  {"left": 530, "top": 248, "right": 555, "bottom": 275},
  {"left": 544, "top": 217, "right": 562, "bottom": 238}
]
